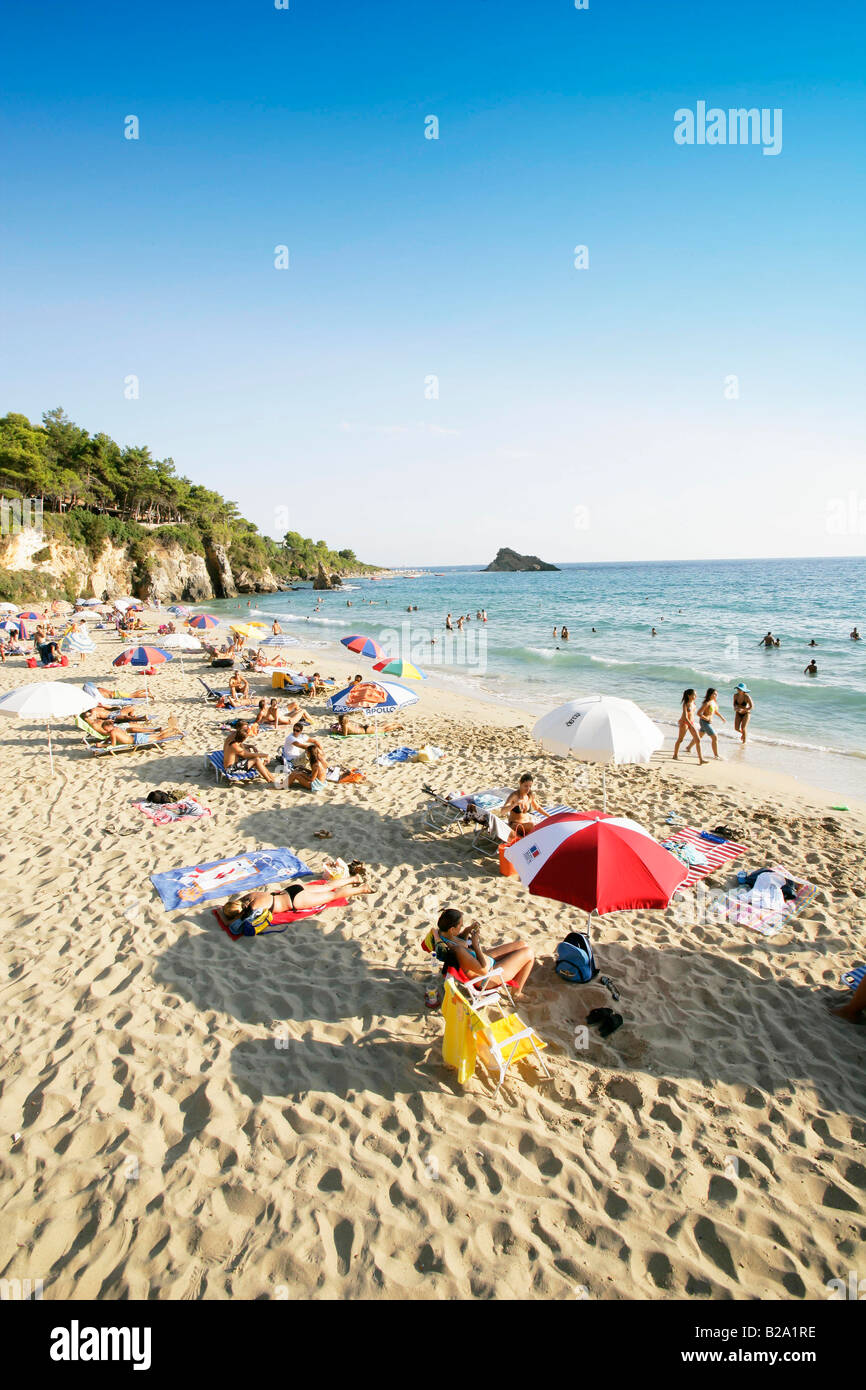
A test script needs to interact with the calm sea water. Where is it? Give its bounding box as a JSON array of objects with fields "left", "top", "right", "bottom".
[{"left": 205, "top": 556, "right": 866, "bottom": 798}]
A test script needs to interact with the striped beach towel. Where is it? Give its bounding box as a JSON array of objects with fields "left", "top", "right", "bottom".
[
  {"left": 842, "top": 965, "right": 866, "bottom": 991},
  {"left": 667, "top": 826, "right": 748, "bottom": 892}
]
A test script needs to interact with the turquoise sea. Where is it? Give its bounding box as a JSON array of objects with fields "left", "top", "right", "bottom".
[{"left": 205, "top": 556, "right": 866, "bottom": 800}]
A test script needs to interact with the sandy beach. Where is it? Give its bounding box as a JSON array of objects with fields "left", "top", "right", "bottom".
[{"left": 1, "top": 614, "right": 864, "bottom": 1301}]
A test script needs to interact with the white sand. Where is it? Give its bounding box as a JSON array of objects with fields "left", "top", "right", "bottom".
[{"left": 1, "top": 616, "right": 864, "bottom": 1300}]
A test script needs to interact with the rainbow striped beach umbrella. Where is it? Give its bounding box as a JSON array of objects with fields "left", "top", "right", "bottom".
[
  {"left": 372, "top": 658, "right": 427, "bottom": 680},
  {"left": 340, "top": 633, "right": 385, "bottom": 660},
  {"left": 188, "top": 614, "right": 219, "bottom": 630},
  {"left": 17, "top": 611, "right": 41, "bottom": 621}
]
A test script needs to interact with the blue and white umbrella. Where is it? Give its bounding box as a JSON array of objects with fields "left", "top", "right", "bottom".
[
  {"left": 0, "top": 619, "right": 20, "bottom": 634},
  {"left": 61, "top": 627, "right": 96, "bottom": 658},
  {"left": 260, "top": 633, "right": 300, "bottom": 648}
]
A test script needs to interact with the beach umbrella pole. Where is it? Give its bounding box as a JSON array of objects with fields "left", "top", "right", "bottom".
[
  {"left": 603, "top": 766, "right": 608, "bottom": 813},
  {"left": 47, "top": 718, "right": 54, "bottom": 777}
]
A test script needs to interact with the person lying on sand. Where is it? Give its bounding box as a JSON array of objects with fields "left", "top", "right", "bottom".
[
  {"left": 432, "top": 908, "right": 536, "bottom": 998},
  {"left": 286, "top": 743, "right": 329, "bottom": 792},
  {"left": 331, "top": 712, "right": 403, "bottom": 736},
  {"left": 90, "top": 683, "right": 149, "bottom": 700},
  {"left": 829, "top": 973, "right": 866, "bottom": 1024},
  {"left": 223, "top": 722, "right": 279, "bottom": 783},
  {"left": 221, "top": 874, "right": 373, "bottom": 927}
]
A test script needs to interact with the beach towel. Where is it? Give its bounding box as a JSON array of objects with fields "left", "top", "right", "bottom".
[
  {"left": 211, "top": 880, "right": 349, "bottom": 940},
  {"left": 374, "top": 745, "right": 443, "bottom": 767},
  {"left": 842, "top": 965, "right": 866, "bottom": 991},
  {"left": 151, "top": 848, "right": 312, "bottom": 910},
  {"left": 133, "top": 796, "right": 213, "bottom": 826},
  {"left": 723, "top": 866, "right": 817, "bottom": 937},
  {"left": 667, "top": 825, "right": 748, "bottom": 893}
]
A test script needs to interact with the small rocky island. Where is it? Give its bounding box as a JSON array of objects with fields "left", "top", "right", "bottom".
[{"left": 484, "top": 547, "right": 560, "bottom": 573}]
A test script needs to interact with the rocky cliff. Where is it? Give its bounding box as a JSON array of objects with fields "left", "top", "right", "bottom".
[
  {"left": 484, "top": 547, "right": 560, "bottom": 572},
  {"left": 0, "top": 528, "right": 275, "bottom": 603}
]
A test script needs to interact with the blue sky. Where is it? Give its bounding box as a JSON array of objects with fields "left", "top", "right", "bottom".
[{"left": 2, "top": 0, "right": 864, "bottom": 565}]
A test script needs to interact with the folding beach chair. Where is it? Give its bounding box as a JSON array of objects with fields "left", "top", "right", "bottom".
[
  {"left": 198, "top": 678, "right": 230, "bottom": 704},
  {"left": 205, "top": 750, "right": 261, "bottom": 785},
  {"left": 421, "top": 785, "right": 512, "bottom": 836},
  {"left": 442, "top": 977, "right": 550, "bottom": 1098}
]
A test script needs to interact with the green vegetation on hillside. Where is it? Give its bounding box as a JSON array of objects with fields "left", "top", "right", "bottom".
[{"left": 0, "top": 409, "right": 377, "bottom": 581}]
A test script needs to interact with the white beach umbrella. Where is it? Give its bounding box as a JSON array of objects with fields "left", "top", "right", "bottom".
[
  {"left": 0, "top": 602, "right": 20, "bottom": 614},
  {"left": 76, "top": 598, "right": 101, "bottom": 607},
  {"left": 113, "top": 597, "right": 139, "bottom": 611},
  {"left": 160, "top": 631, "right": 202, "bottom": 672},
  {"left": 531, "top": 695, "right": 664, "bottom": 811},
  {"left": 260, "top": 633, "right": 300, "bottom": 648},
  {"left": 60, "top": 627, "right": 96, "bottom": 660},
  {"left": 0, "top": 680, "right": 95, "bottom": 775}
]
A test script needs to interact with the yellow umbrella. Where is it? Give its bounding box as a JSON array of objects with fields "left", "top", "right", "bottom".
[{"left": 230, "top": 623, "right": 255, "bottom": 637}]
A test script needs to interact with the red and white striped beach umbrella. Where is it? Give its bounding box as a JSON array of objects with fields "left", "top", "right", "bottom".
[{"left": 503, "top": 810, "right": 688, "bottom": 920}]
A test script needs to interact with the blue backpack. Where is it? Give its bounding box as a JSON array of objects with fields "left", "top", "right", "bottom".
[{"left": 554, "top": 932, "right": 598, "bottom": 984}]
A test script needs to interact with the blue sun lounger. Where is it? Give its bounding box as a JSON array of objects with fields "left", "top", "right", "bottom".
[{"left": 205, "top": 750, "right": 260, "bottom": 785}]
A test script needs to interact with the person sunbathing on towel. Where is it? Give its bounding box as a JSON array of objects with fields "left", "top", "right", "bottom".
[
  {"left": 332, "top": 712, "right": 403, "bottom": 735},
  {"left": 90, "top": 682, "right": 149, "bottom": 699},
  {"left": 221, "top": 874, "right": 373, "bottom": 926},
  {"left": 432, "top": 908, "right": 535, "bottom": 998},
  {"left": 223, "top": 722, "right": 278, "bottom": 783}
]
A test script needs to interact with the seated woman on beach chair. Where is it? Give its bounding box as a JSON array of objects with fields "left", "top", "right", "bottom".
[
  {"left": 432, "top": 908, "right": 536, "bottom": 998},
  {"left": 221, "top": 873, "right": 373, "bottom": 928},
  {"left": 285, "top": 742, "right": 329, "bottom": 792},
  {"left": 223, "top": 722, "right": 279, "bottom": 784},
  {"left": 498, "top": 773, "right": 544, "bottom": 832}
]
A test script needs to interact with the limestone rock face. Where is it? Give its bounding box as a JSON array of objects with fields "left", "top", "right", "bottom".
[
  {"left": 312, "top": 562, "right": 331, "bottom": 591},
  {"left": 484, "top": 547, "right": 559, "bottom": 572},
  {"left": 205, "top": 543, "right": 237, "bottom": 598},
  {"left": 145, "top": 542, "right": 213, "bottom": 602},
  {"left": 234, "top": 565, "right": 279, "bottom": 594}
]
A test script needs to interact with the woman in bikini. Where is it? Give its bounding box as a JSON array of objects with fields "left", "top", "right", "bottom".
[
  {"left": 501, "top": 773, "right": 544, "bottom": 831},
  {"left": 286, "top": 742, "right": 330, "bottom": 791},
  {"left": 432, "top": 908, "right": 535, "bottom": 998},
  {"left": 672, "top": 688, "right": 705, "bottom": 764},
  {"left": 221, "top": 874, "right": 373, "bottom": 926},
  {"left": 686, "top": 687, "right": 726, "bottom": 760},
  {"left": 732, "top": 684, "right": 753, "bottom": 744}
]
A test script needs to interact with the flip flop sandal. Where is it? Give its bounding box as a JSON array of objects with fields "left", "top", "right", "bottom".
[
  {"left": 599, "top": 1012, "right": 624, "bottom": 1039},
  {"left": 586, "top": 1008, "right": 614, "bottom": 1026},
  {"left": 313, "top": 830, "right": 333, "bottom": 839}
]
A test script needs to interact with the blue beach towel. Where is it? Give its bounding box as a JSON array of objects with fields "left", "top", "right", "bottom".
[
  {"left": 842, "top": 965, "right": 866, "bottom": 991},
  {"left": 151, "top": 848, "right": 312, "bottom": 911}
]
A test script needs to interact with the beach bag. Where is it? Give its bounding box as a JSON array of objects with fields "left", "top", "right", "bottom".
[
  {"left": 322, "top": 857, "right": 349, "bottom": 880},
  {"left": 339, "top": 769, "right": 365, "bottom": 783},
  {"left": 554, "top": 932, "right": 598, "bottom": 984},
  {"left": 229, "top": 905, "right": 273, "bottom": 938}
]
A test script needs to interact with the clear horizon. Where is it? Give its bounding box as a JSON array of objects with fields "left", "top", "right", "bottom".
[{"left": 1, "top": 0, "right": 864, "bottom": 566}]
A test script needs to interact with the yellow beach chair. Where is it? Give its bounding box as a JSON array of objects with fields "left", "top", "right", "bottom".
[{"left": 441, "top": 978, "right": 550, "bottom": 1097}]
